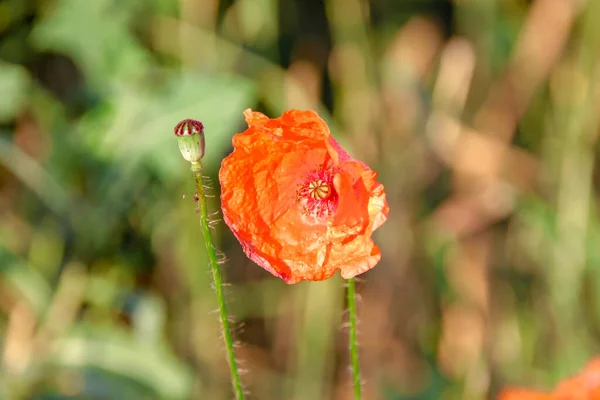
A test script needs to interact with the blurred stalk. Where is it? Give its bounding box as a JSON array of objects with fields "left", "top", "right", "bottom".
[
  {"left": 0, "top": 136, "right": 70, "bottom": 216},
  {"left": 454, "top": 0, "right": 497, "bottom": 81},
  {"left": 291, "top": 279, "right": 341, "bottom": 400},
  {"left": 179, "top": 0, "right": 219, "bottom": 70},
  {"left": 325, "top": 0, "right": 375, "bottom": 82},
  {"left": 154, "top": 17, "right": 339, "bottom": 130},
  {"left": 547, "top": 0, "right": 600, "bottom": 378},
  {"left": 347, "top": 278, "right": 362, "bottom": 399},
  {"left": 35, "top": 262, "right": 87, "bottom": 349},
  {"left": 325, "top": 0, "right": 380, "bottom": 162},
  {"left": 2, "top": 301, "right": 36, "bottom": 400},
  {"left": 190, "top": 161, "right": 245, "bottom": 399}
]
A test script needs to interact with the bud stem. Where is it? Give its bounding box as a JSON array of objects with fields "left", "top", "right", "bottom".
[{"left": 191, "top": 162, "right": 245, "bottom": 399}]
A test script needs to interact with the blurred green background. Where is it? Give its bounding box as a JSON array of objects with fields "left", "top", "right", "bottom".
[{"left": 1, "top": 0, "right": 600, "bottom": 399}]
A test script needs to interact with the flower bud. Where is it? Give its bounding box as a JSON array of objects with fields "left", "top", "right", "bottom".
[{"left": 174, "top": 119, "right": 205, "bottom": 163}]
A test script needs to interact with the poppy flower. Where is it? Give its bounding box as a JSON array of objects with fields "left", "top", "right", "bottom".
[
  {"left": 497, "top": 358, "right": 600, "bottom": 400},
  {"left": 497, "top": 389, "right": 553, "bottom": 400},
  {"left": 219, "top": 109, "right": 389, "bottom": 284},
  {"left": 553, "top": 358, "right": 600, "bottom": 400}
]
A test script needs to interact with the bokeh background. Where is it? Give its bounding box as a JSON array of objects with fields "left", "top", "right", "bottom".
[{"left": 1, "top": 0, "right": 599, "bottom": 399}]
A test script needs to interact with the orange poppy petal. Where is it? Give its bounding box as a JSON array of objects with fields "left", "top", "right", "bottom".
[
  {"left": 219, "top": 109, "right": 389, "bottom": 283},
  {"left": 552, "top": 359, "right": 600, "bottom": 399},
  {"left": 553, "top": 378, "right": 588, "bottom": 400},
  {"left": 497, "top": 389, "right": 553, "bottom": 400}
]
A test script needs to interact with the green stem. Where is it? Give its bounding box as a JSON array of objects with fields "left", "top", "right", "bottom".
[
  {"left": 191, "top": 162, "right": 245, "bottom": 399},
  {"left": 347, "top": 277, "right": 362, "bottom": 399}
]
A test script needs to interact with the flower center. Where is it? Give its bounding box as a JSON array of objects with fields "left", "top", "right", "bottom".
[
  {"left": 297, "top": 166, "right": 339, "bottom": 218},
  {"left": 308, "top": 179, "right": 332, "bottom": 200}
]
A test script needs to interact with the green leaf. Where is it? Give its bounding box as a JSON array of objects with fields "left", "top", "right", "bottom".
[
  {"left": 0, "top": 62, "right": 29, "bottom": 122},
  {"left": 50, "top": 328, "right": 194, "bottom": 399},
  {"left": 30, "top": 0, "right": 151, "bottom": 85},
  {"left": 77, "top": 71, "right": 257, "bottom": 178}
]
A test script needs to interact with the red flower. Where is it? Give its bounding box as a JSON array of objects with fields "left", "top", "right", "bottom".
[
  {"left": 554, "top": 359, "right": 600, "bottom": 400},
  {"left": 497, "top": 389, "right": 553, "bottom": 400},
  {"left": 219, "top": 109, "right": 389, "bottom": 284},
  {"left": 498, "top": 358, "right": 600, "bottom": 400}
]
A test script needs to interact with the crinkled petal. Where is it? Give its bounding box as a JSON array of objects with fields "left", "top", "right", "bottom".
[
  {"left": 220, "top": 109, "right": 389, "bottom": 283},
  {"left": 338, "top": 238, "right": 381, "bottom": 279}
]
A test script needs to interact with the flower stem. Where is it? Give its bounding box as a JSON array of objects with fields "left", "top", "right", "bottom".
[
  {"left": 347, "top": 277, "right": 362, "bottom": 399},
  {"left": 191, "top": 162, "right": 245, "bottom": 399}
]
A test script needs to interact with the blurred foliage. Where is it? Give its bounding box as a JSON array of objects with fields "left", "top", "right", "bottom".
[{"left": 1, "top": 0, "right": 600, "bottom": 399}]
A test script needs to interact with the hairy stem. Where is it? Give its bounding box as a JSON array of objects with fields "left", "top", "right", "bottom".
[
  {"left": 347, "top": 277, "right": 361, "bottom": 399},
  {"left": 191, "top": 162, "right": 245, "bottom": 399}
]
